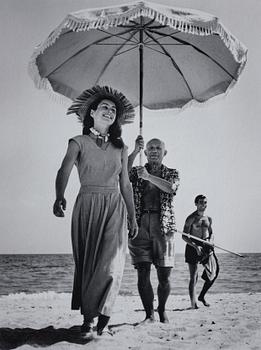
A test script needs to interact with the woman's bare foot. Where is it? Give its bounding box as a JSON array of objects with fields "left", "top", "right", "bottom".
[
  {"left": 80, "top": 322, "right": 93, "bottom": 339},
  {"left": 97, "top": 314, "right": 110, "bottom": 335}
]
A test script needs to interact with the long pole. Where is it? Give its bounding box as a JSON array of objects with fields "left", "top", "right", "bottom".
[
  {"left": 176, "top": 229, "right": 244, "bottom": 258},
  {"left": 139, "top": 16, "right": 144, "bottom": 165}
]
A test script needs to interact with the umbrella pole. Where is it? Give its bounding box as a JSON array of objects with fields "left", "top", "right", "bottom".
[{"left": 139, "top": 17, "right": 144, "bottom": 166}]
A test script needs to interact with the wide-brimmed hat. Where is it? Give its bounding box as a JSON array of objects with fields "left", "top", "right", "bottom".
[{"left": 67, "top": 85, "right": 135, "bottom": 125}]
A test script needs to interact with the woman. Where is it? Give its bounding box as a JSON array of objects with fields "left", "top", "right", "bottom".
[{"left": 53, "top": 86, "right": 138, "bottom": 337}]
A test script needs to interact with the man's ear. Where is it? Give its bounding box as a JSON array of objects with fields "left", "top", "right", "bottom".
[
  {"left": 90, "top": 109, "right": 94, "bottom": 118},
  {"left": 164, "top": 150, "right": 167, "bottom": 157},
  {"left": 144, "top": 149, "right": 148, "bottom": 156}
]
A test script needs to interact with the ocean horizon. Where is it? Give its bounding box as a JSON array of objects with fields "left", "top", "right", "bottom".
[{"left": 0, "top": 253, "right": 260, "bottom": 297}]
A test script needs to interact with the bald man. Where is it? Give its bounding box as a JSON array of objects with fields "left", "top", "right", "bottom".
[{"left": 128, "top": 136, "right": 180, "bottom": 323}]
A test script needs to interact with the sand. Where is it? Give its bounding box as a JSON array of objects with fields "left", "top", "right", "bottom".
[{"left": 0, "top": 292, "right": 260, "bottom": 350}]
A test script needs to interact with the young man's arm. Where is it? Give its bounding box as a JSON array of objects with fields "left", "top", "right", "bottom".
[
  {"left": 207, "top": 217, "right": 214, "bottom": 244},
  {"left": 182, "top": 217, "right": 202, "bottom": 255},
  {"left": 182, "top": 217, "right": 193, "bottom": 244}
]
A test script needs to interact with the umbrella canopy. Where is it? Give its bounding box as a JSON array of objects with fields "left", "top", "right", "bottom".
[{"left": 29, "top": 1, "right": 247, "bottom": 118}]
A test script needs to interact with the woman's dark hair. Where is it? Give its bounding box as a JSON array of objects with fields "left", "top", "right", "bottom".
[{"left": 82, "top": 97, "right": 124, "bottom": 149}]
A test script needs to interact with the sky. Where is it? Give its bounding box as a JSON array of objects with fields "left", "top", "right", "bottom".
[{"left": 0, "top": 0, "right": 260, "bottom": 254}]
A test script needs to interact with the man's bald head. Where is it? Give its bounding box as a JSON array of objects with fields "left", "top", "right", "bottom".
[
  {"left": 146, "top": 138, "right": 165, "bottom": 149},
  {"left": 145, "top": 138, "right": 167, "bottom": 165}
]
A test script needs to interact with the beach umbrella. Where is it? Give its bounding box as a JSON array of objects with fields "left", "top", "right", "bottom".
[{"left": 28, "top": 1, "right": 247, "bottom": 140}]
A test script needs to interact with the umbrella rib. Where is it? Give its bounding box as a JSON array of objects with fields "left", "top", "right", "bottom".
[
  {"left": 97, "top": 28, "right": 139, "bottom": 44},
  {"left": 144, "top": 30, "right": 194, "bottom": 99},
  {"left": 129, "top": 18, "right": 155, "bottom": 27},
  {"left": 95, "top": 43, "right": 138, "bottom": 46},
  {"left": 144, "top": 41, "right": 184, "bottom": 46},
  {"left": 145, "top": 45, "right": 171, "bottom": 56},
  {"left": 117, "top": 18, "right": 155, "bottom": 33},
  {"left": 149, "top": 28, "right": 237, "bottom": 80},
  {"left": 45, "top": 28, "right": 138, "bottom": 77},
  {"left": 114, "top": 44, "right": 139, "bottom": 56},
  {"left": 144, "top": 30, "right": 181, "bottom": 44},
  {"left": 94, "top": 30, "right": 139, "bottom": 85},
  {"left": 118, "top": 23, "right": 141, "bottom": 28},
  {"left": 147, "top": 25, "right": 168, "bottom": 29}
]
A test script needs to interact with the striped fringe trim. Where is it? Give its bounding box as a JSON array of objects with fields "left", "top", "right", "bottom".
[
  {"left": 28, "top": 58, "right": 71, "bottom": 105},
  {"left": 28, "top": 3, "right": 247, "bottom": 103}
]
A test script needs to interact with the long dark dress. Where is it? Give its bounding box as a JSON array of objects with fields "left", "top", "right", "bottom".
[{"left": 70, "top": 135, "right": 127, "bottom": 318}]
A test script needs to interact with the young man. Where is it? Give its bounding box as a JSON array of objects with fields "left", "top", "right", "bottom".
[
  {"left": 182, "top": 195, "right": 219, "bottom": 309},
  {"left": 128, "top": 136, "right": 180, "bottom": 323}
]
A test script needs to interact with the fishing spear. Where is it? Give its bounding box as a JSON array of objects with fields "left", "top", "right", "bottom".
[{"left": 176, "top": 230, "right": 244, "bottom": 258}]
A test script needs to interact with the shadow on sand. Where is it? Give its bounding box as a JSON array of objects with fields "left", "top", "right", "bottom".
[
  {"left": 172, "top": 307, "right": 192, "bottom": 311},
  {"left": 0, "top": 322, "right": 139, "bottom": 349},
  {"left": 0, "top": 325, "right": 92, "bottom": 349}
]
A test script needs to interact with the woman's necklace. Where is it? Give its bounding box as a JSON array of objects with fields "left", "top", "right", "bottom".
[{"left": 90, "top": 127, "right": 110, "bottom": 147}]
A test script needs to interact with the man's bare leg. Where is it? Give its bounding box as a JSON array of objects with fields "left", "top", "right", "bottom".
[
  {"left": 137, "top": 263, "right": 155, "bottom": 322},
  {"left": 198, "top": 257, "right": 219, "bottom": 307},
  {"left": 198, "top": 292, "right": 210, "bottom": 307},
  {"left": 156, "top": 266, "right": 172, "bottom": 323},
  {"left": 188, "top": 263, "right": 199, "bottom": 309}
]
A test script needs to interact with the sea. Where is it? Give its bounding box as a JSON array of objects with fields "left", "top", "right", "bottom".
[{"left": 0, "top": 253, "right": 260, "bottom": 297}]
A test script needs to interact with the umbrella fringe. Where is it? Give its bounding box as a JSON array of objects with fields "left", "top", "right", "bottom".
[
  {"left": 28, "top": 58, "right": 71, "bottom": 105},
  {"left": 31, "top": 5, "right": 247, "bottom": 58},
  {"left": 215, "top": 23, "right": 247, "bottom": 64},
  {"left": 28, "top": 2, "right": 247, "bottom": 98}
]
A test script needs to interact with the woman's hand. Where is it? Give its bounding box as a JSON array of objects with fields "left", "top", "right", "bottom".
[
  {"left": 128, "top": 217, "right": 139, "bottom": 240},
  {"left": 53, "top": 198, "right": 66, "bottom": 217}
]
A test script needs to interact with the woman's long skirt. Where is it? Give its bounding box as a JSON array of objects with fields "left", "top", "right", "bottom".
[{"left": 71, "top": 186, "right": 127, "bottom": 318}]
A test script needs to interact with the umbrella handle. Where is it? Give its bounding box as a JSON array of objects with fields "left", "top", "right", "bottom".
[
  {"left": 139, "top": 20, "right": 144, "bottom": 167},
  {"left": 139, "top": 151, "right": 143, "bottom": 165},
  {"left": 139, "top": 126, "right": 143, "bottom": 166}
]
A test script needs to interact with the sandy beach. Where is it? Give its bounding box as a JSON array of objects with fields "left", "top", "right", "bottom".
[{"left": 0, "top": 292, "right": 260, "bottom": 350}]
